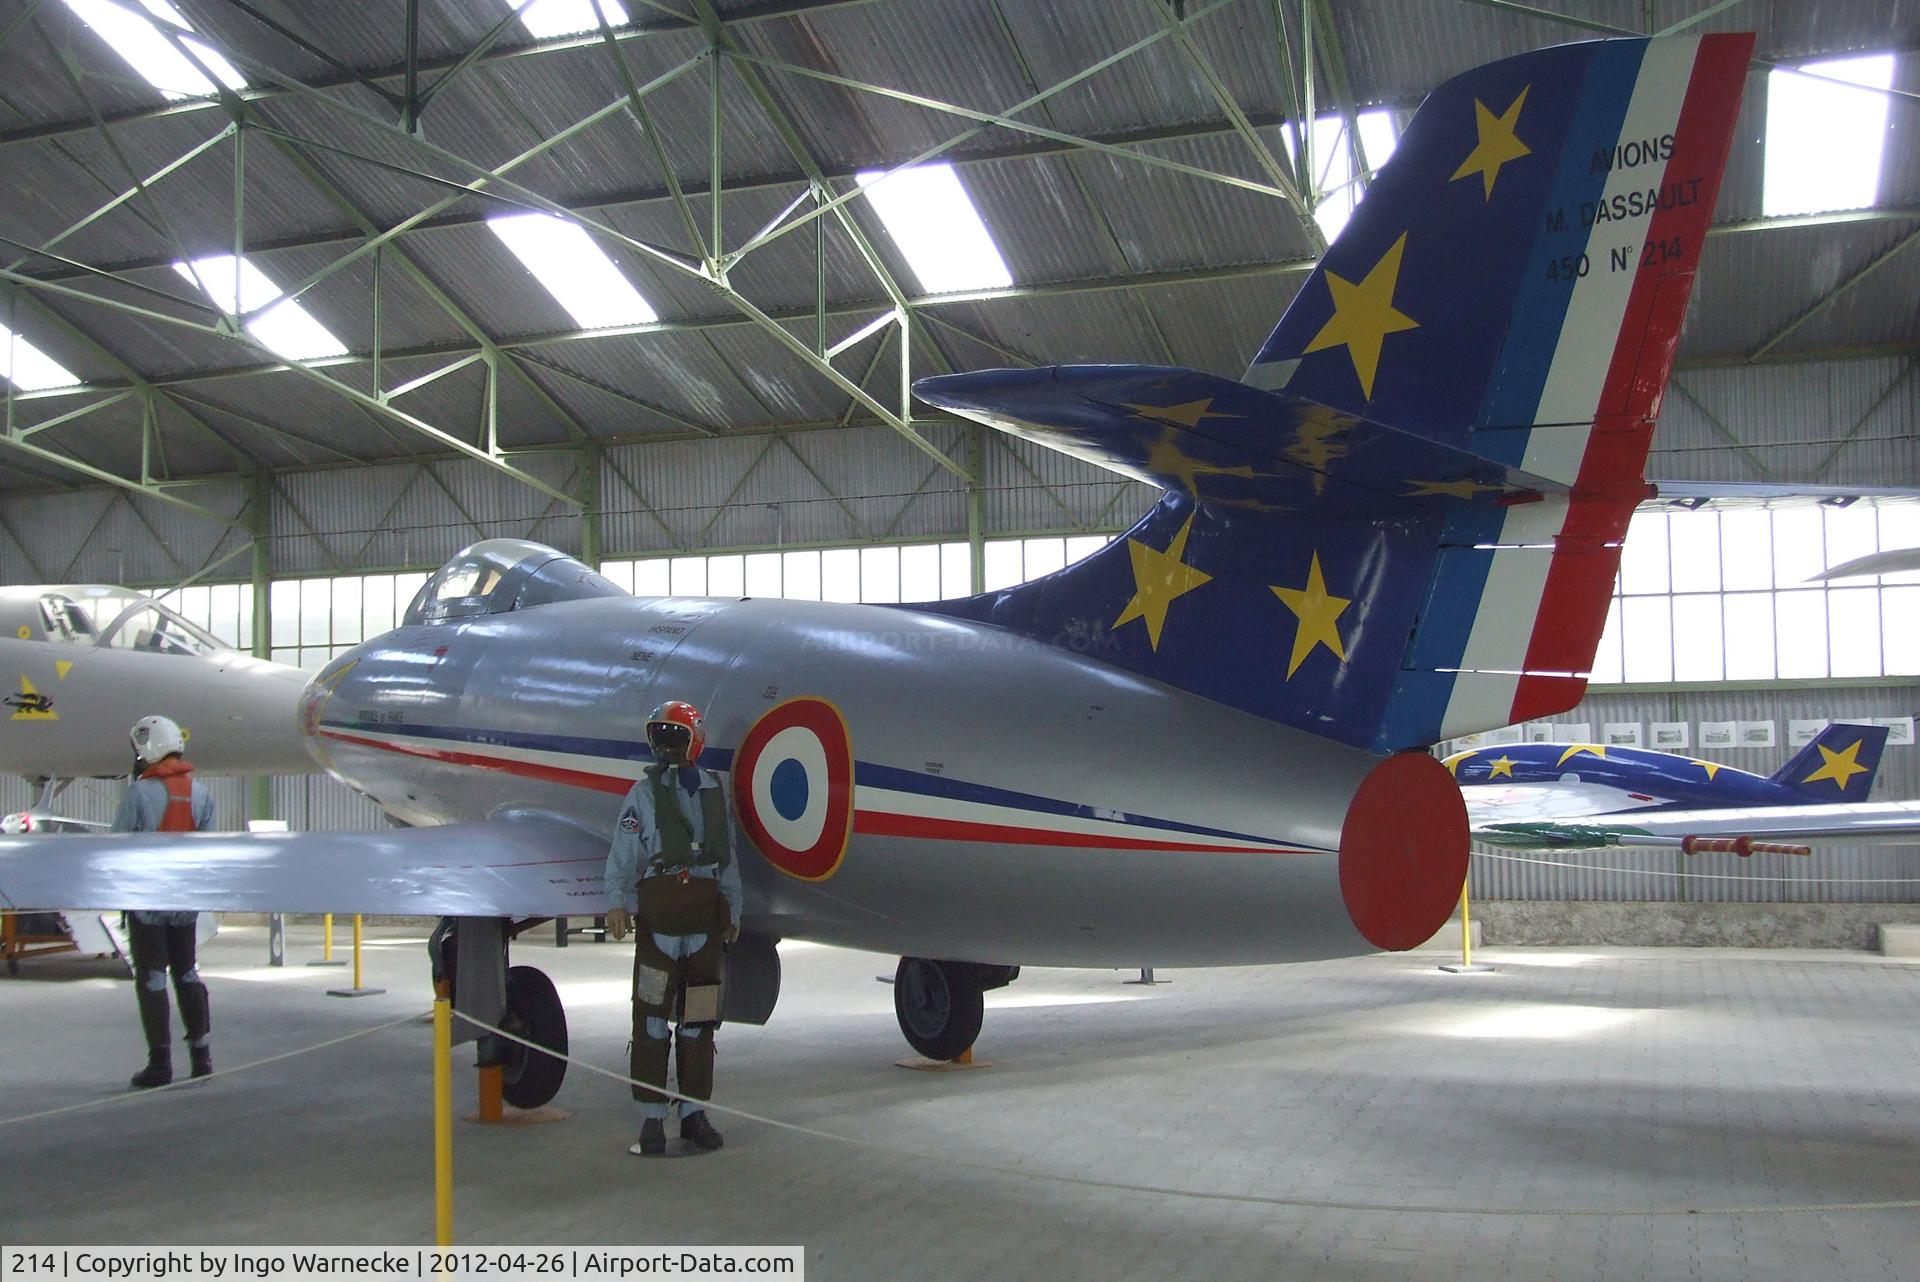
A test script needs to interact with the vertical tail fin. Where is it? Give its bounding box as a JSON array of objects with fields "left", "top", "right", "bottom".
[
  {"left": 1771, "top": 723, "right": 1889, "bottom": 801},
  {"left": 914, "top": 35, "right": 1753, "bottom": 752}
]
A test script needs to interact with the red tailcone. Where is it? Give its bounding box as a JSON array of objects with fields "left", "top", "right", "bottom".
[{"left": 1338, "top": 752, "right": 1470, "bottom": 950}]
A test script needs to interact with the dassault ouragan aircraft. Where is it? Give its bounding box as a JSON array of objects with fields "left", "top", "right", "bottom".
[{"left": 0, "top": 33, "right": 1756, "bottom": 1106}]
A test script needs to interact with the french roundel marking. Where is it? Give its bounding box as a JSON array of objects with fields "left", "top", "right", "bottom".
[{"left": 734, "top": 697, "right": 853, "bottom": 881}]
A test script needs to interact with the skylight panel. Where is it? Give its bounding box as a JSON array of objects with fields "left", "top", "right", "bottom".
[
  {"left": 63, "top": 0, "right": 247, "bottom": 100},
  {"left": 487, "top": 212, "right": 659, "bottom": 329},
  {"left": 855, "top": 163, "right": 1014, "bottom": 295},
  {"left": 0, "top": 324, "right": 80, "bottom": 392},
  {"left": 1282, "top": 110, "right": 1400, "bottom": 242},
  {"left": 1764, "top": 53, "right": 1893, "bottom": 217},
  {"left": 513, "top": 0, "right": 630, "bottom": 40},
  {"left": 172, "top": 255, "right": 349, "bottom": 361}
]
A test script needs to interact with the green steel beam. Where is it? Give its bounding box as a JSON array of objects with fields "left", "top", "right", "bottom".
[
  {"left": 2, "top": 0, "right": 895, "bottom": 148},
  {"left": 1748, "top": 224, "right": 1920, "bottom": 362},
  {"left": 1148, "top": 0, "right": 1313, "bottom": 226}
]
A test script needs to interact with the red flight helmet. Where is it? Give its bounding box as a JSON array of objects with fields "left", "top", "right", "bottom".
[{"left": 646, "top": 700, "right": 706, "bottom": 764}]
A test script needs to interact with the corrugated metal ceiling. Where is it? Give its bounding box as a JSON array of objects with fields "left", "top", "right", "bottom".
[{"left": 0, "top": 0, "right": 1911, "bottom": 493}]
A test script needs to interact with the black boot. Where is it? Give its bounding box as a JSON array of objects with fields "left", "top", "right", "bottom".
[
  {"left": 680, "top": 1110, "right": 724, "bottom": 1151},
  {"left": 629, "top": 1118, "right": 666, "bottom": 1156},
  {"left": 130, "top": 1056, "right": 172, "bottom": 1090},
  {"left": 189, "top": 1046, "right": 213, "bottom": 1079}
]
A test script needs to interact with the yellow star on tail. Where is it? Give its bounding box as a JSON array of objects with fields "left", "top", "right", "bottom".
[
  {"left": 1405, "top": 477, "right": 1508, "bottom": 500},
  {"left": 1122, "top": 398, "right": 1234, "bottom": 429},
  {"left": 1301, "top": 233, "right": 1420, "bottom": 401},
  {"left": 1442, "top": 750, "right": 1477, "bottom": 777},
  {"left": 1112, "top": 514, "right": 1212, "bottom": 652},
  {"left": 1270, "top": 552, "right": 1351, "bottom": 679},
  {"left": 1451, "top": 86, "right": 1532, "bottom": 198},
  {"left": 1802, "top": 739, "right": 1868, "bottom": 790},
  {"left": 1556, "top": 743, "right": 1606, "bottom": 767},
  {"left": 1691, "top": 759, "right": 1723, "bottom": 780},
  {"left": 1143, "top": 429, "right": 1256, "bottom": 495},
  {"left": 1486, "top": 755, "right": 1517, "bottom": 779}
]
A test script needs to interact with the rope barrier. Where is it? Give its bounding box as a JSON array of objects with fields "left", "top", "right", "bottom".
[
  {"left": 0, "top": 1011, "right": 423, "bottom": 1129},
  {"left": 455, "top": 1012, "right": 1920, "bottom": 1219},
  {"left": 1474, "top": 849, "right": 1920, "bottom": 884}
]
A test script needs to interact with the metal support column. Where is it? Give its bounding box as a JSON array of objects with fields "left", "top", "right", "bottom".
[{"left": 248, "top": 470, "right": 272, "bottom": 829}]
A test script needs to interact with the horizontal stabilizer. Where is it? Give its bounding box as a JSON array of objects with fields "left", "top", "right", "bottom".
[{"left": 915, "top": 364, "right": 1559, "bottom": 517}]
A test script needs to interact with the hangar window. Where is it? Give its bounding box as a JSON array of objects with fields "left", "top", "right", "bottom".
[
  {"left": 1763, "top": 54, "right": 1893, "bottom": 217},
  {"left": 601, "top": 534, "right": 1110, "bottom": 604},
  {"left": 61, "top": 0, "right": 247, "bottom": 100},
  {"left": 1587, "top": 503, "right": 1919, "bottom": 685},
  {"left": 1, "top": 323, "right": 80, "bottom": 392},
  {"left": 855, "top": 164, "right": 1014, "bottom": 295},
  {"left": 172, "top": 255, "right": 348, "bottom": 362},
  {"left": 512, "top": 0, "right": 629, "bottom": 39},
  {"left": 487, "top": 212, "right": 659, "bottom": 329},
  {"left": 269, "top": 573, "right": 420, "bottom": 670},
  {"left": 1281, "top": 110, "right": 1400, "bottom": 242}
]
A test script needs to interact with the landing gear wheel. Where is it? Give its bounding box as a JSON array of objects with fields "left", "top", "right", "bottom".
[
  {"left": 893, "top": 957, "right": 983, "bottom": 1061},
  {"left": 501, "top": 965, "right": 568, "bottom": 1108}
]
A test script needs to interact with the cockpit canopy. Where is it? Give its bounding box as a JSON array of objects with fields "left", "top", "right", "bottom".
[
  {"left": 0, "top": 586, "right": 228, "bottom": 656},
  {"left": 402, "top": 539, "right": 626, "bottom": 625}
]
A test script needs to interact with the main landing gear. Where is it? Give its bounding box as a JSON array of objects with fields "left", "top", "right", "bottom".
[
  {"left": 430, "top": 917, "right": 570, "bottom": 1109},
  {"left": 892, "top": 957, "right": 1018, "bottom": 1061}
]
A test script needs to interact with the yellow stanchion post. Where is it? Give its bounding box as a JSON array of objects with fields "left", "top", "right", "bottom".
[
  {"left": 1460, "top": 880, "right": 1472, "bottom": 969},
  {"left": 307, "top": 911, "right": 346, "bottom": 968},
  {"left": 433, "top": 995, "right": 453, "bottom": 1246},
  {"left": 327, "top": 913, "right": 386, "bottom": 997},
  {"left": 1440, "top": 868, "right": 1494, "bottom": 974}
]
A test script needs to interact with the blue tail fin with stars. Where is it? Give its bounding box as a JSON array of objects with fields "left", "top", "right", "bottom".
[
  {"left": 1771, "top": 723, "right": 1888, "bottom": 801},
  {"left": 914, "top": 34, "right": 1752, "bottom": 752}
]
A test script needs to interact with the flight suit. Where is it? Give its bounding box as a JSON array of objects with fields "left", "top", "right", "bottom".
[
  {"left": 113, "top": 757, "right": 214, "bottom": 1080},
  {"left": 605, "top": 765, "right": 743, "bottom": 1123}
]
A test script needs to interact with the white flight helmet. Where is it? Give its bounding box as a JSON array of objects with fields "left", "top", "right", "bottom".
[{"left": 130, "top": 714, "right": 186, "bottom": 766}]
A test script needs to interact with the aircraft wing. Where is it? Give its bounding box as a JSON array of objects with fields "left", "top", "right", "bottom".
[
  {"left": 0, "top": 812, "right": 611, "bottom": 918},
  {"left": 1477, "top": 801, "right": 1920, "bottom": 850},
  {"left": 1461, "top": 782, "right": 1665, "bottom": 827}
]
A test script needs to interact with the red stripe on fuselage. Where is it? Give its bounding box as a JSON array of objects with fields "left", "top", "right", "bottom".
[
  {"left": 1513, "top": 34, "right": 1753, "bottom": 717},
  {"left": 854, "top": 809, "right": 1317, "bottom": 855},
  {"left": 320, "top": 728, "right": 634, "bottom": 794},
  {"left": 323, "top": 727, "right": 1318, "bottom": 855}
]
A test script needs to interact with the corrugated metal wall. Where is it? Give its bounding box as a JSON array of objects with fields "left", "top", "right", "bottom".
[
  {"left": 1, "top": 352, "right": 1901, "bottom": 588},
  {"left": 1471, "top": 683, "right": 1920, "bottom": 903}
]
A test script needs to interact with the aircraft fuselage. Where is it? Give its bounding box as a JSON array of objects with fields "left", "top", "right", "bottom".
[{"left": 307, "top": 595, "right": 1392, "bottom": 967}]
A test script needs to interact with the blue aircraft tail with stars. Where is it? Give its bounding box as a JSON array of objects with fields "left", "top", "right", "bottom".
[{"left": 913, "top": 34, "right": 1753, "bottom": 753}]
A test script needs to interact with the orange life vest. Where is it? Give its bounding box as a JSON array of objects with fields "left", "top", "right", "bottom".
[{"left": 141, "top": 757, "right": 200, "bottom": 832}]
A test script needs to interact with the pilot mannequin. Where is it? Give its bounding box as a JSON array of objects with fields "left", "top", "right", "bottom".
[
  {"left": 604, "top": 700, "right": 743, "bottom": 1155},
  {"left": 113, "top": 714, "right": 214, "bottom": 1089}
]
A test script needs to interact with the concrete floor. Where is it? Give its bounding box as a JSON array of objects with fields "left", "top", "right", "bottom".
[{"left": 3, "top": 925, "right": 1919, "bottom": 1282}]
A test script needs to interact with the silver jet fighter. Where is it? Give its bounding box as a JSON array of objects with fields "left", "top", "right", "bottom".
[
  {"left": 0, "top": 585, "right": 311, "bottom": 781},
  {"left": 0, "top": 33, "right": 1756, "bottom": 1103}
]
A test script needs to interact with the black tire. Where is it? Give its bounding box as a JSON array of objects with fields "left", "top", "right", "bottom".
[
  {"left": 893, "top": 957, "right": 983, "bottom": 1061},
  {"left": 501, "top": 965, "right": 568, "bottom": 1108}
]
